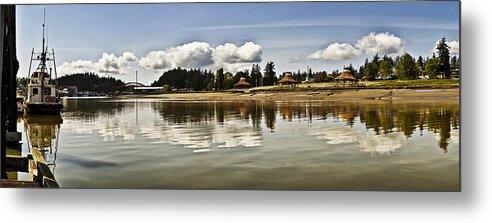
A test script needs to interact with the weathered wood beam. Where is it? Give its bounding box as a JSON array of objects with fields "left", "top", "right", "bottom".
[
  {"left": 0, "top": 179, "right": 39, "bottom": 188},
  {"left": 31, "top": 148, "right": 59, "bottom": 188},
  {"left": 5, "top": 155, "right": 29, "bottom": 172},
  {"left": 0, "top": 5, "right": 6, "bottom": 179}
]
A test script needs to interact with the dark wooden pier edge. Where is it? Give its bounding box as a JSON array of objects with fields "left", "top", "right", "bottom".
[{"left": 0, "top": 5, "right": 59, "bottom": 188}]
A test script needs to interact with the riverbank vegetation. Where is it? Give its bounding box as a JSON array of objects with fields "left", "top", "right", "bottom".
[{"left": 57, "top": 73, "right": 124, "bottom": 94}]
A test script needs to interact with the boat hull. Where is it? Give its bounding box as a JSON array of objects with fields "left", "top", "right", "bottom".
[{"left": 24, "top": 103, "right": 62, "bottom": 115}]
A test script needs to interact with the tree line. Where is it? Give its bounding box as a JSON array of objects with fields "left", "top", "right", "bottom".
[
  {"left": 357, "top": 37, "right": 459, "bottom": 80},
  {"left": 151, "top": 61, "right": 280, "bottom": 91},
  {"left": 56, "top": 73, "right": 125, "bottom": 93}
]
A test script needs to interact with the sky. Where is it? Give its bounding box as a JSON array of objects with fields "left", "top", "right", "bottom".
[{"left": 16, "top": 1, "right": 460, "bottom": 85}]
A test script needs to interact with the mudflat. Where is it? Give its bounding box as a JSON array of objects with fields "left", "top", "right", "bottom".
[{"left": 136, "top": 88, "right": 459, "bottom": 102}]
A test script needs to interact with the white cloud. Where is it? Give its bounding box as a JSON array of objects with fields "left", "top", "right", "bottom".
[
  {"left": 122, "top": 51, "right": 137, "bottom": 62},
  {"left": 57, "top": 41, "right": 264, "bottom": 76},
  {"left": 308, "top": 42, "right": 360, "bottom": 61},
  {"left": 95, "top": 52, "right": 136, "bottom": 74},
  {"left": 138, "top": 42, "right": 214, "bottom": 70},
  {"left": 138, "top": 41, "right": 263, "bottom": 73},
  {"left": 57, "top": 52, "right": 137, "bottom": 75},
  {"left": 432, "top": 40, "right": 459, "bottom": 55},
  {"left": 212, "top": 42, "right": 262, "bottom": 64},
  {"left": 355, "top": 32, "right": 404, "bottom": 55},
  {"left": 448, "top": 40, "right": 460, "bottom": 55},
  {"left": 57, "top": 59, "right": 96, "bottom": 75},
  {"left": 212, "top": 42, "right": 263, "bottom": 73}
]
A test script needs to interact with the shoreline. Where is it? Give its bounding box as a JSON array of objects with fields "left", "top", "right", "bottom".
[{"left": 131, "top": 88, "right": 459, "bottom": 102}]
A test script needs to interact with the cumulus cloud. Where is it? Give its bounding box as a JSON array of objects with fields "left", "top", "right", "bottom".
[
  {"left": 138, "top": 42, "right": 214, "bottom": 70},
  {"left": 448, "top": 40, "right": 460, "bottom": 55},
  {"left": 432, "top": 40, "right": 459, "bottom": 55},
  {"left": 122, "top": 51, "right": 137, "bottom": 62},
  {"left": 95, "top": 52, "right": 137, "bottom": 74},
  {"left": 58, "top": 59, "right": 96, "bottom": 75},
  {"left": 57, "top": 41, "right": 264, "bottom": 76},
  {"left": 355, "top": 32, "right": 404, "bottom": 55},
  {"left": 212, "top": 42, "right": 262, "bottom": 64},
  {"left": 212, "top": 42, "right": 263, "bottom": 73},
  {"left": 308, "top": 42, "right": 360, "bottom": 61},
  {"left": 138, "top": 41, "right": 263, "bottom": 73},
  {"left": 57, "top": 52, "right": 137, "bottom": 75}
]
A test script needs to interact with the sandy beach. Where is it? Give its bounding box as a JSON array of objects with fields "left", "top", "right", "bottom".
[{"left": 136, "top": 88, "right": 459, "bottom": 102}]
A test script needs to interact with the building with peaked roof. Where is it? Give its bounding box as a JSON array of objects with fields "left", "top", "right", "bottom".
[
  {"left": 335, "top": 69, "right": 358, "bottom": 84},
  {"left": 278, "top": 72, "right": 299, "bottom": 85},
  {"left": 234, "top": 77, "right": 252, "bottom": 88}
]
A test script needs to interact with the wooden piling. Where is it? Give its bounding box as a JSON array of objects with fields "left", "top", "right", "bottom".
[{"left": 0, "top": 5, "right": 6, "bottom": 179}]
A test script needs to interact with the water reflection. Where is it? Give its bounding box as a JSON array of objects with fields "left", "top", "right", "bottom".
[
  {"left": 59, "top": 100, "right": 460, "bottom": 154},
  {"left": 21, "top": 98, "right": 459, "bottom": 190},
  {"left": 149, "top": 102, "right": 264, "bottom": 151},
  {"left": 23, "top": 115, "right": 62, "bottom": 174}
]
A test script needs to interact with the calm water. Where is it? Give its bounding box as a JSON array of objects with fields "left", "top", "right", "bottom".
[{"left": 18, "top": 98, "right": 460, "bottom": 191}]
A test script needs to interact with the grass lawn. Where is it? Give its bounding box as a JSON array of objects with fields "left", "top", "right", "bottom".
[{"left": 248, "top": 79, "right": 459, "bottom": 92}]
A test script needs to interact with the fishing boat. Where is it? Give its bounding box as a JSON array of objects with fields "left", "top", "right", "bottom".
[{"left": 23, "top": 11, "right": 62, "bottom": 115}]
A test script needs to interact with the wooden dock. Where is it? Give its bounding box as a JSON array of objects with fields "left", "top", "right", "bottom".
[
  {"left": 0, "top": 179, "right": 39, "bottom": 188},
  {"left": 1, "top": 147, "right": 59, "bottom": 188},
  {"left": 1, "top": 5, "right": 59, "bottom": 188}
]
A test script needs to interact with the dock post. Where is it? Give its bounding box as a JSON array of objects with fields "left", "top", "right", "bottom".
[
  {"left": 5, "top": 5, "right": 18, "bottom": 134},
  {"left": 0, "top": 5, "right": 6, "bottom": 178},
  {"left": 1, "top": 5, "right": 18, "bottom": 179}
]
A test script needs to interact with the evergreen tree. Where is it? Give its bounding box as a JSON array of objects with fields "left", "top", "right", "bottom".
[
  {"left": 436, "top": 37, "right": 451, "bottom": 78},
  {"left": 450, "top": 55, "right": 459, "bottom": 69},
  {"left": 357, "top": 65, "right": 365, "bottom": 79},
  {"left": 364, "top": 62, "right": 378, "bottom": 81},
  {"left": 151, "top": 67, "right": 215, "bottom": 91},
  {"left": 417, "top": 55, "right": 424, "bottom": 70},
  {"left": 382, "top": 55, "right": 394, "bottom": 67},
  {"left": 396, "top": 53, "right": 419, "bottom": 80},
  {"left": 425, "top": 58, "right": 442, "bottom": 79},
  {"left": 372, "top": 53, "right": 380, "bottom": 66},
  {"left": 250, "top": 64, "right": 262, "bottom": 87},
  {"left": 379, "top": 60, "right": 392, "bottom": 79},
  {"left": 263, "top": 61, "right": 277, "bottom": 86},
  {"left": 216, "top": 68, "right": 224, "bottom": 90},
  {"left": 57, "top": 73, "right": 125, "bottom": 94},
  {"left": 346, "top": 64, "right": 357, "bottom": 75}
]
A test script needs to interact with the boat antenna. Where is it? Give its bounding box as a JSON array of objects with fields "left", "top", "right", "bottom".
[
  {"left": 42, "top": 7, "right": 46, "bottom": 58},
  {"left": 46, "top": 23, "right": 48, "bottom": 53},
  {"left": 40, "top": 7, "right": 46, "bottom": 103}
]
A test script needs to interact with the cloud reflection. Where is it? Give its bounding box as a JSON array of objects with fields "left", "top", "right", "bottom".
[
  {"left": 359, "top": 132, "right": 406, "bottom": 155},
  {"left": 309, "top": 124, "right": 359, "bottom": 145},
  {"left": 70, "top": 111, "right": 264, "bottom": 152},
  {"left": 309, "top": 124, "right": 407, "bottom": 155}
]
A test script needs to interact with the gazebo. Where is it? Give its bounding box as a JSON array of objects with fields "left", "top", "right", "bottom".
[
  {"left": 335, "top": 69, "right": 358, "bottom": 85},
  {"left": 234, "top": 77, "right": 252, "bottom": 89},
  {"left": 278, "top": 72, "right": 299, "bottom": 85}
]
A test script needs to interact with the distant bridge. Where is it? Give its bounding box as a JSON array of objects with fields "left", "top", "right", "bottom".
[{"left": 122, "top": 82, "right": 146, "bottom": 87}]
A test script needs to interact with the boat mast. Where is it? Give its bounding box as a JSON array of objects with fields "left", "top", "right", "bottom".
[
  {"left": 52, "top": 49, "right": 59, "bottom": 101},
  {"left": 40, "top": 7, "right": 46, "bottom": 102},
  {"left": 27, "top": 48, "right": 33, "bottom": 80}
]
